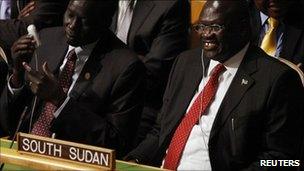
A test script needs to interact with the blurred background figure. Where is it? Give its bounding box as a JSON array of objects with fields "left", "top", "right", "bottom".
[
  {"left": 110, "top": 0, "right": 190, "bottom": 145},
  {"left": 249, "top": 0, "right": 304, "bottom": 69},
  {"left": 0, "top": 0, "right": 69, "bottom": 53}
]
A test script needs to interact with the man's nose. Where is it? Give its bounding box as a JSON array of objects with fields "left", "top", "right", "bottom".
[
  {"left": 201, "top": 28, "right": 214, "bottom": 38},
  {"left": 68, "top": 17, "right": 79, "bottom": 29}
]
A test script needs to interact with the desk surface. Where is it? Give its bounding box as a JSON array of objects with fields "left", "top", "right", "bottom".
[{"left": 0, "top": 138, "right": 162, "bottom": 171}]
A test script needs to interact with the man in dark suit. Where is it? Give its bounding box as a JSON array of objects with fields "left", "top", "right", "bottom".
[
  {"left": 249, "top": 0, "right": 304, "bottom": 67},
  {"left": 126, "top": 1, "right": 304, "bottom": 170},
  {"left": 0, "top": 0, "right": 144, "bottom": 158},
  {"left": 111, "top": 0, "right": 190, "bottom": 145}
]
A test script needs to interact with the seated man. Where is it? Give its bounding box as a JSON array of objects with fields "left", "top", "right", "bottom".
[
  {"left": 249, "top": 0, "right": 304, "bottom": 68},
  {"left": 126, "top": 1, "right": 304, "bottom": 170},
  {"left": 0, "top": 0, "right": 145, "bottom": 158}
]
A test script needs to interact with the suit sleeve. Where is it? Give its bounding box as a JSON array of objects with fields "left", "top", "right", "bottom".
[
  {"left": 243, "top": 68, "right": 304, "bottom": 171},
  {"left": 125, "top": 53, "right": 184, "bottom": 166},
  {"left": 50, "top": 60, "right": 145, "bottom": 159}
]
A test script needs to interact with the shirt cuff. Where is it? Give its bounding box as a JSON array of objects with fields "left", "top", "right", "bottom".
[
  {"left": 53, "top": 96, "right": 70, "bottom": 118},
  {"left": 7, "top": 75, "right": 24, "bottom": 95}
]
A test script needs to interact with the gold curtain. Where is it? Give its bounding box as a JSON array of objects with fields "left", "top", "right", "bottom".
[{"left": 190, "top": 0, "right": 206, "bottom": 48}]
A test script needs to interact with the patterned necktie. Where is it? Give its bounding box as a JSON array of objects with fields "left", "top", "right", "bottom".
[
  {"left": 163, "top": 64, "right": 226, "bottom": 170},
  {"left": 260, "top": 17, "right": 279, "bottom": 56},
  {"left": 31, "top": 49, "right": 77, "bottom": 137}
]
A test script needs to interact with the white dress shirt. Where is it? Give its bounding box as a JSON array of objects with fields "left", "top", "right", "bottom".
[
  {"left": 8, "top": 41, "right": 97, "bottom": 118},
  {"left": 116, "top": 0, "right": 137, "bottom": 44},
  {"left": 174, "top": 43, "right": 249, "bottom": 170}
]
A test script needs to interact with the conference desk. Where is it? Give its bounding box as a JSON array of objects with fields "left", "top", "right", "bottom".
[{"left": 0, "top": 137, "right": 163, "bottom": 170}]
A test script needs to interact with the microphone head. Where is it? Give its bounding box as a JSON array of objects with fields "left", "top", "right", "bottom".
[{"left": 27, "top": 24, "right": 41, "bottom": 47}]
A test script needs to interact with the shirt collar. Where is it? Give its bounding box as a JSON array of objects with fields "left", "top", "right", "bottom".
[
  {"left": 67, "top": 41, "right": 98, "bottom": 61},
  {"left": 207, "top": 43, "right": 250, "bottom": 77},
  {"left": 260, "top": 11, "right": 285, "bottom": 26},
  {"left": 260, "top": 11, "right": 269, "bottom": 26},
  {"left": 119, "top": 0, "right": 137, "bottom": 8}
]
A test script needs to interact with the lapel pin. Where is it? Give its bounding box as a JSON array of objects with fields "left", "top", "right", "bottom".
[
  {"left": 241, "top": 79, "right": 248, "bottom": 85},
  {"left": 84, "top": 72, "right": 91, "bottom": 80}
]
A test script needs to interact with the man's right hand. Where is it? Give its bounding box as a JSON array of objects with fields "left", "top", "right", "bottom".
[{"left": 10, "top": 35, "right": 36, "bottom": 87}]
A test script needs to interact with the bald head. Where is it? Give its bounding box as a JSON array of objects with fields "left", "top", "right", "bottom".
[
  {"left": 198, "top": 0, "right": 251, "bottom": 62},
  {"left": 202, "top": 0, "right": 250, "bottom": 25}
]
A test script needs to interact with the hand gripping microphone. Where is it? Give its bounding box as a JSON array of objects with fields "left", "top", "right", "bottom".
[{"left": 27, "top": 24, "right": 41, "bottom": 47}]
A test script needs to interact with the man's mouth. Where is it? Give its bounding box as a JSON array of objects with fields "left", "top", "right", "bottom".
[
  {"left": 66, "top": 29, "right": 77, "bottom": 39},
  {"left": 268, "top": 3, "right": 281, "bottom": 12},
  {"left": 203, "top": 41, "right": 218, "bottom": 50}
]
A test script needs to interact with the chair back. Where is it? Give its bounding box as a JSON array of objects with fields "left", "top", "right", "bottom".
[{"left": 279, "top": 58, "right": 304, "bottom": 87}]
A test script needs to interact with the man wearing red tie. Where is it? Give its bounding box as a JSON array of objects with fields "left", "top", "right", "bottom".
[{"left": 126, "top": 1, "right": 304, "bottom": 170}]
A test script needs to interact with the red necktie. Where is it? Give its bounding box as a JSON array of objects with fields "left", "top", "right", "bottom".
[
  {"left": 163, "top": 64, "right": 226, "bottom": 170},
  {"left": 31, "top": 49, "right": 77, "bottom": 137}
]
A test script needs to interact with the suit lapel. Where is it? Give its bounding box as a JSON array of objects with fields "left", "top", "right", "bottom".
[
  {"left": 128, "top": 0, "right": 154, "bottom": 46},
  {"left": 69, "top": 33, "right": 114, "bottom": 99},
  {"left": 280, "top": 25, "right": 302, "bottom": 60},
  {"left": 209, "top": 46, "right": 257, "bottom": 143}
]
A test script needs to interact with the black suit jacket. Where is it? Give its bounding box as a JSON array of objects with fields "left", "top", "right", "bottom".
[
  {"left": 111, "top": 0, "right": 190, "bottom": 144},
  {"left": 127, "top": 45, "right": 304, "bottom": 171},
  {"left": 0, "top": 27, "right": 145, "bottom": 158},
  {"left": 249, "top": 3, "right": 304, "bottom": 66}
]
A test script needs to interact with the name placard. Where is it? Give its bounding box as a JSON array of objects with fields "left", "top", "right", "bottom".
[{"left": 17, "top": 133, "right": 115, "bottom": 170}]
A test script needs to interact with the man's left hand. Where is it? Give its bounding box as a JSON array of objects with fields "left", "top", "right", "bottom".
[{"left": 23, "top": 62, "right": 66, "bottom": 106}]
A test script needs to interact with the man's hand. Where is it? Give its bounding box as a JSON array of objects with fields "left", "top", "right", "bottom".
[
  {"left": 18, "top": 1, "right": 35, "bottom": 19},
  {"left": 23, "top": 62, "right": 66, "bottom": 106},
  {"left": 11, "top": 35, "right": 36, "bottom": 72},
  {"left": 10, "top": 35, "right": 36, "bottom": 87}
]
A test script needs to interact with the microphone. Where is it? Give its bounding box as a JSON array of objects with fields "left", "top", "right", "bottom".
[
  {"left": 0, "top": 106, "right": 28, "bottom": 170},
  {"left": 27, "top": 24, "right": 41, "bottom": 47}
]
